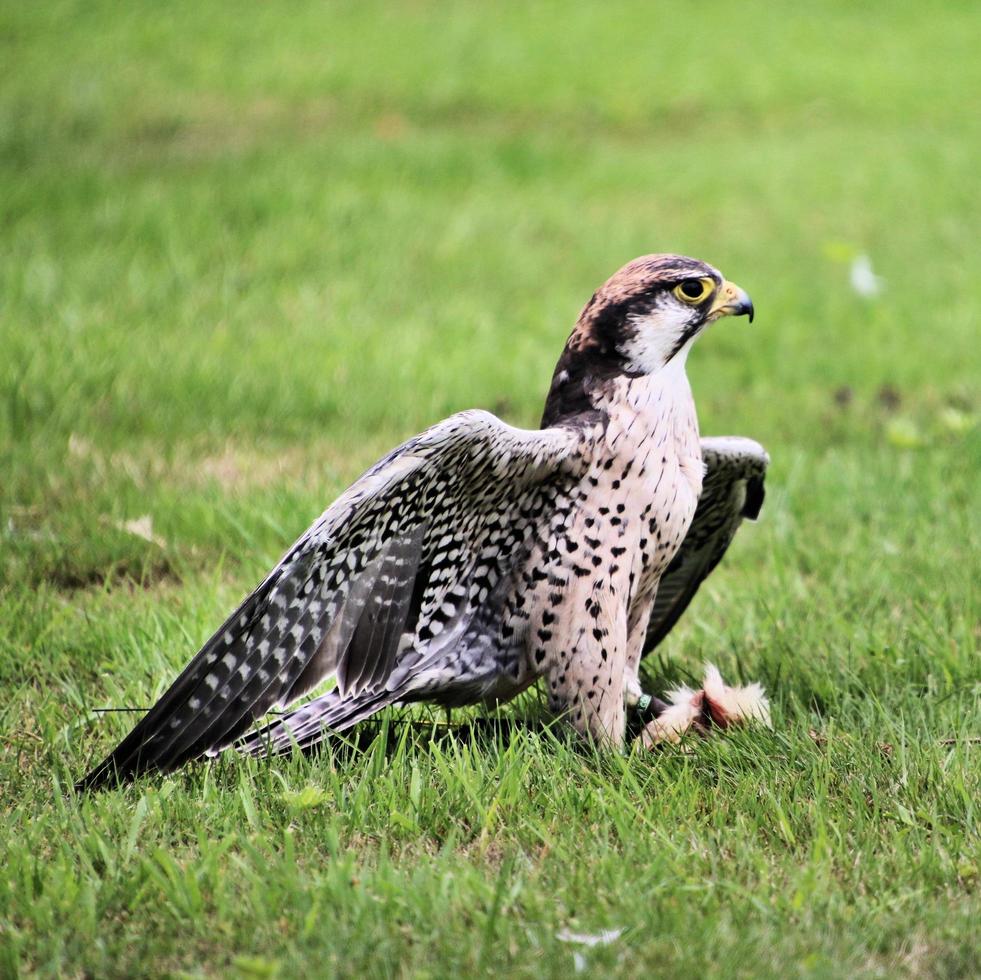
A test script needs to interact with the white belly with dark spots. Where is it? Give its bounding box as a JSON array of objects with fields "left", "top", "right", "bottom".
[{"left": 599, "top": 369, "right": 703, "bottom": 615}]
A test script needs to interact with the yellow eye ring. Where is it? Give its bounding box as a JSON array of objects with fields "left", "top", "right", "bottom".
[{"left": 673, "top": 278, "right": 714, "bottom": 304}]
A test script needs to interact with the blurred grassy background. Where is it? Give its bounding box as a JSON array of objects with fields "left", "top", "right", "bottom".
[{"left": 1, "top": 1, "right": 979, "bottom": 976}]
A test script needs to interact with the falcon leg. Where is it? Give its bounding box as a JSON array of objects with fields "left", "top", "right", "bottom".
[
  {"left": 542, "top": 590, "right": 629, "bottom": 748},
  {"left": 623, "top": 605, "right": 654, "bottom": 707}
]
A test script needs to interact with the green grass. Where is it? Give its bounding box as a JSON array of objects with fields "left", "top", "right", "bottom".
[{"left": 2, "top": 0, "right": 979, "bottom": 975}]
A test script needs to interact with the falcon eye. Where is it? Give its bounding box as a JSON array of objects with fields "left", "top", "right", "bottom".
[{"left": 674, "top": 278, "right": 713, "bottom": 304}]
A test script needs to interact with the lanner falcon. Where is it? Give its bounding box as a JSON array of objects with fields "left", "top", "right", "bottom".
[{"left": 78, "top": 254, "right": 771, "bottom": 790}]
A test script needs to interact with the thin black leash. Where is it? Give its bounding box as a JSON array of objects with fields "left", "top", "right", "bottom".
[
  {"left": 92, "top": 701, "right": 665, "bottom": 726},
  {"left": 93, "top": 706, "right": 290, "bottom": 715}
]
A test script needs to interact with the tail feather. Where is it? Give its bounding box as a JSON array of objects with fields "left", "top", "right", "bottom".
[{"left": 237, "top": 688, "right": 397, "bottom": 757}]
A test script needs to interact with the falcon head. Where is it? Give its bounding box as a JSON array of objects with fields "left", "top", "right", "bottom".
[
  {"left": 542, "top": 254, "right": 753, "bottom": 424},
  {"left": 570, "top": 254, "right": 753, "bottom": 370}
]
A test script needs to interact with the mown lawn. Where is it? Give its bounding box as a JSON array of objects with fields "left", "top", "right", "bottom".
[{"left": 1, "top": 1, "right": 979, "bottom": 976}]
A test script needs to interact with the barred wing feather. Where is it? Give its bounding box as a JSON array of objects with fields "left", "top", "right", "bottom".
[
  {"left": 643, "top": 436, "right": 769, "bottom": 654},
  {"left": 77, "top": 411, "right": 580, "bottom": 789}
]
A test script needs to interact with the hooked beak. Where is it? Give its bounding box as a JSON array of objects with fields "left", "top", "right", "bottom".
[{"left": 709, "top": 280, "right": 754, "bottom": 323}]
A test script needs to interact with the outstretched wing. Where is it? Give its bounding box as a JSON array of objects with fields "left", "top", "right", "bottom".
[
  {"left": 78, "top": 410, "right": 582, "bottom": 789},
  {"left": 643, "top": 436, "right": 769, "bottom": 654}
]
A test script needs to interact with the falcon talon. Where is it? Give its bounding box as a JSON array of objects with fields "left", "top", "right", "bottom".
[{"left": 77, "top": 254, "right": 771, "bottom": 790}]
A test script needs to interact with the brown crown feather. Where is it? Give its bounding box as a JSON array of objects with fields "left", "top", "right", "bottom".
[{"left": 540, "top": 254, "right": 718, "bottom": 427}]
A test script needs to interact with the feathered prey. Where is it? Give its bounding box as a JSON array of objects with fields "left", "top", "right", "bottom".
[{"left": 78, "top": 254, "right": 771, "bottom": 789}]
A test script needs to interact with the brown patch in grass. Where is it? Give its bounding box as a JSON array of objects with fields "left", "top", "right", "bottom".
[
  {"left": 193, "top": 443, "right": 322, "bottom": 491},
  {"left": 67, "top": 431, "right": 383, "bottom": 495},
  {"left": 32, "top": 550, "right": 183, "bottom": 593},
  {"left": 122, "top": 95, "right": 339, "bottom": 162},
  {"left": 16, "top": 434, "right": 389, "bottom": 594},
  {"left": 185, "top": 436, "right": 392, "bottom": 494},
  {"left": 104, "top": 90, "right": 760, "bottom": 169}
]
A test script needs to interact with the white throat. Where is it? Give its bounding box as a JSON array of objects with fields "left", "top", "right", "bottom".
[
  {"left": 624, "top": 338, "right": 696, "bottom": 409},
  {"left": 601, "top": 342, "right": 699, "bottom": 454},
  {"left": 622, "top": 310, "right": 699, "bottom": 374}
]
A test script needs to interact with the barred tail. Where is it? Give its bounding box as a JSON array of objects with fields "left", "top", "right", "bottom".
[{"left": 236, "top": 688, "right": 399, "bottom": 757}]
